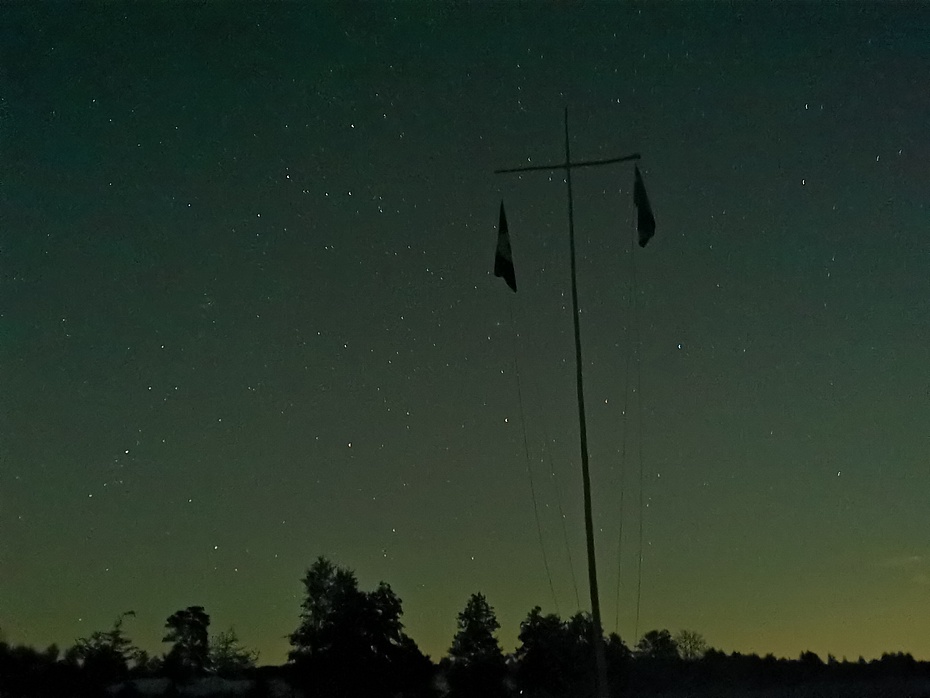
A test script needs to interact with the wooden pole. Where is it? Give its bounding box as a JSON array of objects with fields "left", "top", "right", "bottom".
[
  {"left": 563, "top": 107, "right": 610, "bottom": 698},
  {"left": 493, "top": 112, "right": 644, "bottom": 698}
]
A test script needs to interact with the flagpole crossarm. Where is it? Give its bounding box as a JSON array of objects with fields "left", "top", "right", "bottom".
[{"left": 494, "top": 152, "right": 641, "bottom": 175}]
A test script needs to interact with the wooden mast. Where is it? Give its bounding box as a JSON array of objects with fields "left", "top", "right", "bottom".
[{"left": 494, "top": 108, "right": 643, "bottom": 698}]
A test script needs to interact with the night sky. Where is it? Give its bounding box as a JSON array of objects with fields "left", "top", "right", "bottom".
[{"left": 2, "top": 3, "right": 929, "bottom": 666}]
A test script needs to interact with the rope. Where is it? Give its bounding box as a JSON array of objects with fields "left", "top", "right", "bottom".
[
  {"left": 538, "top": 428, "right": 582, "bottom": 610},
  {"left": 632, "top": 234, "right": 646, "bottom": 643},
  {"left": 614, "top": 214, "right": 636, "bottom": 634},
  {"left": 509, "top": 300, "right": 560, "bottom": 615},
  {"left": 515, "top": 307, "right": 581, "bottom": 610}
]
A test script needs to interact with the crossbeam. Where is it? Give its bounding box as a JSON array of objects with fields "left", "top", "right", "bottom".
[{"left": 494, "top": 151, "right": 641, "bottom": 175}]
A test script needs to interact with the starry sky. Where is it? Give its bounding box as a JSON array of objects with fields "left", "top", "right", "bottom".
[{"left": 2, "top": 3, "right": 929, "bottom": 666}]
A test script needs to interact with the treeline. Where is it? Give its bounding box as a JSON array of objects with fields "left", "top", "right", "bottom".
[
  {"left": 0, "top": 607, "right": 257, "bottom": 698},
  {"left": 2, "top": 556, "right": 929, "bottom": 698}
]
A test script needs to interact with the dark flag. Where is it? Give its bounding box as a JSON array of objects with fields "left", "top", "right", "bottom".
[
  {"left": 634, "top": 165, "right": 656, "bottom": 248},
  {"left": 494, "top": 201, "right": 517, "bottom": 292}
]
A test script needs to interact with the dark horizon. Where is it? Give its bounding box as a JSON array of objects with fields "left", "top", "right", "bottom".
[
  {"left": 3, "top": 555, "right": 930, "bottom": 667},
  {"left": 4, "top": 559, "right": 930, "bottom": 698},
  {"left": 3, "top": 2, "right": 929, "bottom": 668},
  {"left": 3, "top": 549, "right": 929, "bottom": 668}
]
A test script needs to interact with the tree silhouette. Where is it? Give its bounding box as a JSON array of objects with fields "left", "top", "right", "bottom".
[
  {"left": 209, "top": 628, "right": 258, "bottom": 677},
  {"left": 635, "top": 629, "right": 679, "bottom": 661},
  {"left": 446, "top": 592, "right": 507, "bottom": 698},
  {"left": 515, "top": 607, "right": 600, "bottom": 698},
  {"left": 288, "top": 556, "right": 433, "bottom": 698},
  {"left": 799, "top": 650, "right": 823, "bottom": 666},
  {"left": 71, "top": 610, "right": 141, "bottom": 687},
  {"left": 674, "top": 629, "right": 708, "bottom": 660},
  {"left": 449, "top": 592, "right": 502, "bottom": 663},
  {"left": 0, "top": 641, "right": 80, "bottom": 698},
  {"left": 162, "top": 606, "right": 210, "bottom": 679}
]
